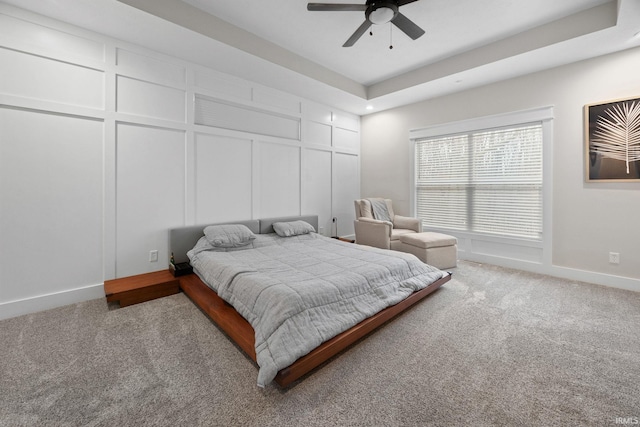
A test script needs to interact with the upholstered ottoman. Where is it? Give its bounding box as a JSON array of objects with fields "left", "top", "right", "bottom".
[{"left": 399, "top": 232, "right": 457, "bottom": 269}]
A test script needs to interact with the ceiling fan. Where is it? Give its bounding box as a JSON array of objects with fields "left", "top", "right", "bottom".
[{"left": 307, "top": 0, "right": 425, "bottom": 47}]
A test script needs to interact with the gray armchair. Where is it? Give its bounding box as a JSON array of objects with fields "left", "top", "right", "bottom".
[{"left": 353, "top": 199, "right": 421, "bottom": 250}]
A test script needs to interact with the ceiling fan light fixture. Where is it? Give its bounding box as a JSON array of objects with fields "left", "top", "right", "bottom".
[
  {"left": 369, "top": 6, "right": 396, "bottom": 25},
  {"left": 308, "top": 1, "right": 424, "bottom": 47}
]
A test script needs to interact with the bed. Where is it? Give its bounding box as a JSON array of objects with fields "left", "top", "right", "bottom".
[{"left": 170, "top": 215, "right": 451, "bottom": 387}]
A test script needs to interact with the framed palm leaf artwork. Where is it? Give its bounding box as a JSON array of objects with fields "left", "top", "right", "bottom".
[{"left": 584, "top": 96, "right": 640, "bottom": 182}]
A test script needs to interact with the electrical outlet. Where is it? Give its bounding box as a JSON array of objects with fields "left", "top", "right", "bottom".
[
  {"left": 609, "top": 252, "right": 620, "bottom": 265},
  {"left": 149, "top": 250, "right": 158, "bottom": 262}
]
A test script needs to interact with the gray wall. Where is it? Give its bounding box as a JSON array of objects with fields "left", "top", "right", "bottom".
[{"left": 361, "top": 46, "right": 640, "bottom": 290}]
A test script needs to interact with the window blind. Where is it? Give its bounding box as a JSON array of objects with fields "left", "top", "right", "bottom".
[{"left": 415, "top": 123, "right": 543, "bottom": 240}]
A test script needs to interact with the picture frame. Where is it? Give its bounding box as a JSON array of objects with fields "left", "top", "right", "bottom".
[{"left": 584, "top": 96, "right": 640, "bottom": 182}]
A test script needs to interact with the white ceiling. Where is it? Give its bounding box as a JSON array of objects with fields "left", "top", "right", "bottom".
[
  {"left": 181, "top": 0, "right": 608, "bottom": 85},
  {"left": 4, "top": 0, "right": 640, "bottom": 115}
]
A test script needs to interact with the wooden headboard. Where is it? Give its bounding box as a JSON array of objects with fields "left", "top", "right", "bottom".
[{"left": 169, "top": 215, "right": 319, "bottom": 264}]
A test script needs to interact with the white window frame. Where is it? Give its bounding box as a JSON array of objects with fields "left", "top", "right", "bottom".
[{"left": 409, "top": 106, "right": 553, "bottom": 268}]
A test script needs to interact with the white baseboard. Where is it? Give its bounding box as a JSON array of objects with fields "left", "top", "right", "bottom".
[
  {"left": 459, "top": 253, "right": 640, "bottom": 293},
  {"left": 2, "top": 254, "right": 637, "bottom": 322},
  {"left": 545, "top": 265, "right": 640, "bottom": 293},
  {"left": 0, "top": 283, "right": 105, "bottom": 321}
]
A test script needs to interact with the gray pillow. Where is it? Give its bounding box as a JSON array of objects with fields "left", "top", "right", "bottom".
[
  {"left": 204, "top": 224, "right": 256, "bottom": 248},
  {"left": 190, "top": 236, "right": 256, "bottom": 256},
  {"left": 272, "top": 220, "right": 316, "bottom": 237}
]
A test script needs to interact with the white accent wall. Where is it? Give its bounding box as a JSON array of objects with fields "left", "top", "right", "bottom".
[
  {"left": 0, "top": 5, "right": 360, "bottom": 320},
  {"left": 361, "top": 46, "right": 640, "bottom": 292}
]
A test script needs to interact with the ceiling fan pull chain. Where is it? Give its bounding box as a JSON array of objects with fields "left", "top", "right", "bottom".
[
  {"left": 389, "top": 22, "right": 393, "bottom": 49},
  {"left": 307, "top": 1, "right": 425, "bottom": 47}
]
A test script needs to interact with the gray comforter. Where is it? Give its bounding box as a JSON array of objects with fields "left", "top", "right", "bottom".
[{"left": 188, "top": 233, "right": 446, "bottom": 387}]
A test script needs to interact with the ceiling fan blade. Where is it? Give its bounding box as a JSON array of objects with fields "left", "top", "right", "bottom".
[
  {"left": 397, "top": 0, "right": 419, "bottom": 6},
  {"left": 391, "top": 12, "right": 425, "bottom": 40},
  {"left": 307, "top": 3, "right": 368, "bottom": 11},
  {"left": 343, "top": 20, "right": 372, "bottom": 47}
]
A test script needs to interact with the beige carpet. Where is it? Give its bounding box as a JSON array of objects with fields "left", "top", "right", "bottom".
[{"left": 1, "top": 261, "right": 639, "bottom": 426}]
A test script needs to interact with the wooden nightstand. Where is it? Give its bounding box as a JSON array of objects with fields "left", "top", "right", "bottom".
[
  {"left": 332, "top": 237, "right": 355, "bottom": 243},
  {"left": 104, "top": 270, "right": 182, "bottom": 307}
]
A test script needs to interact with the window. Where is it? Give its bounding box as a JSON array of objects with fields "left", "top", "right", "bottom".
[{"left": 414, "top": 122, "right": 543, "bottom": 240}]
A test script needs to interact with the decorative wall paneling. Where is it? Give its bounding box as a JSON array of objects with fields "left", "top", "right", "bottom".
[
  {"left": 0, "top": 12, "right": 105, "bottom": 66},
  {"left": 302, "top": 149, "right": 333, "bottom": 235},
  {"left": 0, "top": 4, "right": 360, "bottom": 318},
  {"left": 194, "top": 95, "right": 300, "bottom": 140},
  {"left": 116, "top": 77, "right": 186, "bottom": 123},
  {"left": 332, "top": 152, "right": 361, "bottom": 237},
  {"left": 306, "top": 120, "right": 333, "bottom": 147},
  {"left": 0, "top": 48, "right": 105, "bottom": 110},
  {"left": 115, "top": 124, "right": 187, "bottom": 278},
  {"left": 193, "top": 133, "right": 253, "bottom": 224},
  {"left": 0, "top": 107, "right": 104, "bottom": 301},
  {"left": 116, "top": 48, "right": 186, "bottom": 88},
  {"left": 254, "top": 140, "right": 302, "bottom": 219},
  {"left": 333, "top": 126, "right": 360, "bottom": 152}
]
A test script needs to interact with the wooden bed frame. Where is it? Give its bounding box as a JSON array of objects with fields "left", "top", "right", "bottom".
[{"left": 171, "top": 215, "right": 451, "bottom": 387}]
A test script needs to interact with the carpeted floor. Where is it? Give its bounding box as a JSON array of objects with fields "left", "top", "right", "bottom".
[{"left": 1, "top": 261, "right": 639, "bottom": 426}]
